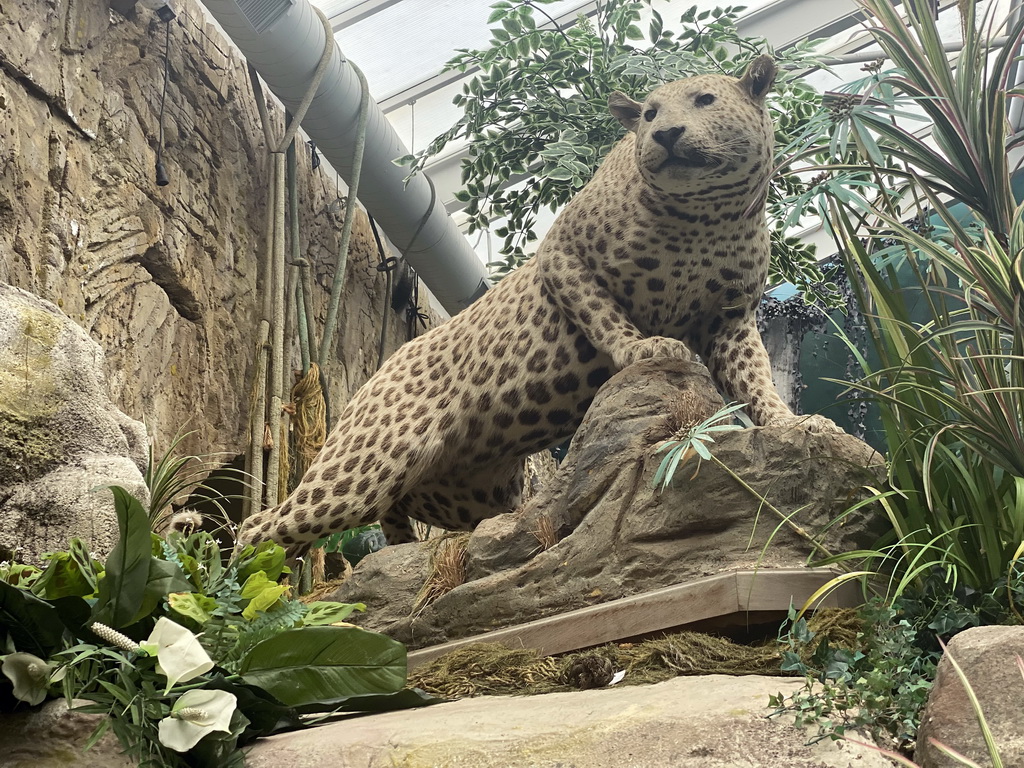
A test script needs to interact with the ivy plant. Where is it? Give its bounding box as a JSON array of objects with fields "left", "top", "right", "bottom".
[{"left": 398, "top": 0, "right": 839, "bottom": 305}]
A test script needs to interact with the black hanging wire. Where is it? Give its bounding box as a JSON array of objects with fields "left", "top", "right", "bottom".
[
  {"left": 154, "top": 13, "right": 174, "bottom": 187},
  {"left": 369, "top": 215, "right": 399, "bottom": 370},
  {"left": 406, "top": 274, "right": 429, "bottom": 342}
]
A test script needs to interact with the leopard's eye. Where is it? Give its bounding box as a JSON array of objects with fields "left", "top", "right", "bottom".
[
  {"left": 643, "top": 108, "right": 657, "bottom": 122},
  {"left": 696, "top": 93, "right": 716, "bottom": 107}
]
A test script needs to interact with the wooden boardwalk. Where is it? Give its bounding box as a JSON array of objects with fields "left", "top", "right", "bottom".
[{"left": 408, "top": 568, "right": 861, "bottom": 670}]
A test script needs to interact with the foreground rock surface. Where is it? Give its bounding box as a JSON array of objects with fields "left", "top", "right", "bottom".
[
  {"left": 916, "top": 625, "right": 1024, "bottom": 767},
  {"left": 336, "top": 359, "right": 882, "bottom": 647},
  {"left": 245, "top": 674, "right": 890, "bottom": 768},
  {"left": 0, "top": 284, "right": 150, "bottom": 563},
  {"left": 0, "top": 699, "right": 133, "bottom": 768}
]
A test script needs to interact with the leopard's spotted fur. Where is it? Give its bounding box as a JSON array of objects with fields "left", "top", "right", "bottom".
[{"left": 238, "top": 55, "right": 839, "bottom": 554}]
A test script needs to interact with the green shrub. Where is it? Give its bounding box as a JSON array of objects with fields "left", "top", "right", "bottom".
[{"left": 0, "top": 487, "right": 439, "bottom": 767}]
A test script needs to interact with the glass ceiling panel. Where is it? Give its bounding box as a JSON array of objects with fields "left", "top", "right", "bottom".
[{"left": 327, "top": 0, "right": 592, "bottom": 101}]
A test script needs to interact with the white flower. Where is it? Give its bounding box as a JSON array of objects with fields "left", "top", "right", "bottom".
[
  {"left": 157, "top": 688, "right": 237, "bottom": 752},
  {"left": 139, "top": 617, "right": 214, "bottom": 691},
  {"left": 2, "top": 652, "right": 57, "bottom": 705}
]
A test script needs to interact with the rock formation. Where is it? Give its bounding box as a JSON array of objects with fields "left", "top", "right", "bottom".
[
  {"left": 335, "top": 358, "right": 883, "bottom": 648},
  {"left": 915, "top": 625, "right": 1024, "bottom": 767},
  {"left": 0, "top": 284, "right": 150, "bottom": 563},
  {"left": 244, "top": 674, "right": 892, "bottom": 768},
  {"left": 0, "top": 0, "right": 441, "bottom": 464}
]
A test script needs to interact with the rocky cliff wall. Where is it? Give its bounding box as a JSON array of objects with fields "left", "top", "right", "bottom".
[{"left": 0, "top": 0, "right": 443, "bottom": 460}]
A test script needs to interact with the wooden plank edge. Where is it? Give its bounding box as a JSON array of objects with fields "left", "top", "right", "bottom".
[{"left": 407, "top": 567, "right": 860, "bottom": 671}]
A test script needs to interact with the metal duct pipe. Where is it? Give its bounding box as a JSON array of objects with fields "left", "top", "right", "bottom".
[{"left": 199, "top": 0, "right": 490, "bottom": 315}]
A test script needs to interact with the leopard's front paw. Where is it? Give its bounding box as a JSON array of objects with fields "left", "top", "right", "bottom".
[
  {"left": 769, "top": 413, "right": 843, "bottom": 434},
  {"left": 612, "top": 336, "right": 695, "bottom": 370}
]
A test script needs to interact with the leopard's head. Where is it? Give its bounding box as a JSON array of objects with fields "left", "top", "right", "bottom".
[{"left": 609, "top": 55, "right": 777, "bottom": 195}]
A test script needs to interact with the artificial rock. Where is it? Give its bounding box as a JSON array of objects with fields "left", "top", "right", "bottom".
[
  {"left": 915, "top": 625, "right": 1024, "bottom": 767},
  {"left": 335, "top": 358, "right": 883, "bottom": 648},
  {"left": 245, "top": 674, "right": 892, "bottom": 768},
  {"left": 0, "top": 0, "right": 441, "bottom": 464},
  {"left": 0, "top": 698, "right": 134, "bottom": 768},
  {"left": 0, "top": 284, "right": 150, "bottom": 563}
]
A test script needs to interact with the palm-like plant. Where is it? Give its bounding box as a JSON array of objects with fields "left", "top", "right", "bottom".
[{"left": 792, "top": 0, "right": 1024, "bottom": 598}]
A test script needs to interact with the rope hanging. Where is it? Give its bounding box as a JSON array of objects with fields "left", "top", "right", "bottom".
[
  {"left": 243, "top": 6, "right": 335, "bottom": 516},
  {"left": 291, "top": 363, "right": 328, "bottom": 467}
]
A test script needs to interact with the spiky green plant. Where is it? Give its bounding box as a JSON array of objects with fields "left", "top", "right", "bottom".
[
  {"left": 785, "top": 0, "right": 1024, "bottom": 599},
  {"left": 145, "top": 429, "right": 247, "bottom": 533}
]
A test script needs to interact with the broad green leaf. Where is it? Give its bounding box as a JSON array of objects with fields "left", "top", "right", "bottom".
[
  {"left": 0, "top": 563, "right": 40, "bottom": 590},
  {"left": 240, "top": 626, "right": 406, "bottom": 707},
  {"left": 168, "top": 592, "right": 218, "bottom": 625},
  {"left": 301, "top": 601, "right": 366, "bottom": 627},
  {"left": 292, "top": 687, "right": 446, "bottom": 715},
  {"left": 240, "top": 572, "right": 290, "bottom": 620},
  {"left": 0, "top": 581, "right": 68, "bottom": 658},
  {"left": 92, "top": 487, "right": 153, "bottom": 628},
  {"left": 235, "top": 541, "right": 289, "bottom": 583},
  {"left": 32, "top": 540, "right": 102, "bottom": 600}
]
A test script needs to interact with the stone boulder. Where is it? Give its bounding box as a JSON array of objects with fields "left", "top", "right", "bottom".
[
  {"left": 915, "top": 625, "right": 1024, "bottom": 767},
  {"left": 0, "top": 698, "right": 133, "bottom": 768},
  {"left": 245, "top": 674, "right": 891, "bottom": 768},
  {"left": 0, "top": 283, "right": 150, "bottom": 564},
  {"left": 335, "top": 359, "right": 882, "bottom": 648}
]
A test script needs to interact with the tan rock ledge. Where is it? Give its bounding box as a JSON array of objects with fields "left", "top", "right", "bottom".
[{"left": 245, "top": 674, "right": 891, "bottom": 768}]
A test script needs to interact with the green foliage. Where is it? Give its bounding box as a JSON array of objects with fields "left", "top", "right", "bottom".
[
  {"left": 772, "top": 600, "right": 935, "bottom": 753},
  {"left": 773, "top": 563, "right": 1024, "bottom": 755},
  {"left": 92, "top": 487, "right": 155, "bottom": 628},
  {"left": 0, "top": 487, "right": 439, "bottom": 767},
  {"left": 767, "top": 3, "right": 1024, "bottom": 748},
  {"left": 397, "top": 0, "right": 839, "bottom": 304},
  {"left": 31, "top": 540, "right": 101, "bottom": 598},
  {"left": 781, "top": 0, "right": 1024, "bottom": 599},
  {"left": 0, "top": 561, "right": 41, "bottom": 590},
  {"left": 145, "top": 428, "right": 246, "bottom": 531}
]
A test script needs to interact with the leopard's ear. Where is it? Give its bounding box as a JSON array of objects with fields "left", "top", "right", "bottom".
[
  {"left": 738, "top": 55, "right": 777, "bottom": 103},
  {"left": 609, "top": 91, "right": 642, "bottom": 132}
]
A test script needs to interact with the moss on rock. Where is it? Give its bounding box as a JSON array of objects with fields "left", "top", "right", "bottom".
[{"left": 0, "top": 414, "right": 65, "bottom": 485}]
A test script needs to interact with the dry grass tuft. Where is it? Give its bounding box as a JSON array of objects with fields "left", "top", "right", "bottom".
[
  {"left": 413, "top": 533, "right": 470, "bottom": 612},
  {"left": 530, "top": 514, "right": 559, "bottom": 552},
  {"left": 409, "top": 609, "right": 864, "bottom": 698}
]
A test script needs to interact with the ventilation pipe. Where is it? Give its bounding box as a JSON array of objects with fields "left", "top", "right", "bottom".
[{"left": 198, "top": 0, "right": 490, "bottom": 315}]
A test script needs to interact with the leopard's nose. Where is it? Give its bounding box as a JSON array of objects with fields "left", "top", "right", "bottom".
[{"left": 653, "top": 126, "right": 685, "bottom": 150}]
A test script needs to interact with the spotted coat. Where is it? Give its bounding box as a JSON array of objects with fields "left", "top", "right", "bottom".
[{"left": 238, "top": 55, "right": 839, "bottom": 554}]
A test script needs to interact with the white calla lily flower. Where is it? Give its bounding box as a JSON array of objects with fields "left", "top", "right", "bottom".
[
  {"left": 2, "top": 652, "right": 56, "bottom": 705},
  {"left": 158, "top": 688, "right": 237, "bottom": 752},
  {"left": 140, "top": 617, "right": 214, "bottom": 691}
]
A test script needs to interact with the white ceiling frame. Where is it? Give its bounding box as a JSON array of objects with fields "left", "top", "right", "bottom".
[
  {"left": 328, "top": 0, "right": 405, "bottom": 30},
  {"left": 370, "top": 0, "right": 866, "bottom": 115}
]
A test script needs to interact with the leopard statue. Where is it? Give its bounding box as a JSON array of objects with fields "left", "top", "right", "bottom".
[{"left": 237, "top": 54, "right": 839, "bottom": 556}]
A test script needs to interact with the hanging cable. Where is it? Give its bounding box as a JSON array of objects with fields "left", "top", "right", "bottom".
[
  {"left": 317, "top": 59, "right": 371, "bottom": 369},
  {"left": 369, "top": 215, "right": 397, "bottom": 370},
  {"left": 154, "top": 14, "right": 173, "bottom": 186}
]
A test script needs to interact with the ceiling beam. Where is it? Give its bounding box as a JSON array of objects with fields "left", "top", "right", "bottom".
[{"left": 328, "top": 0, "right": 404, "bottom": 31}]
